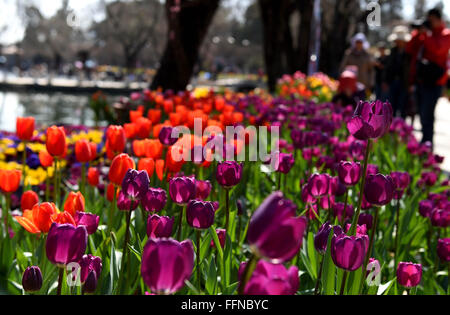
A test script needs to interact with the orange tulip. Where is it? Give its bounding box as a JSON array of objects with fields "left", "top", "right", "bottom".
[
  {"left": 138, "top": 158, "right": 155, "bottom": 178},
  {"left": 145, "top": 139, "right": 163, "bottom": 159},
  {"left": 124, "top": 123, "right": 137, "bottom": 139},
  {"left": 109, "top": 153, "right": 135, "bottom": 185},
  {"left": 75, "top": 139, "right": 96, "bottom": 163},
  {"left": 15, "top": 202, "right": 59, "bottom": 234},
  {"left": 21, "top": 190, "right": 39, "bottom": 211},
  {"left": 155, "top": 159, "right": 165, "bottom": 181},
  {"left": 63, "top": 191, "right": 85, "bottom": 217},
  {"left": 136, "top": 117, "right": 152, "bottom": 139},
  {"left": 0, "top": 169, "right": 21, "bottom": 193},
  {"left": 130, "top": 109, "right": 143, "bottom": 123},
  {"left": 53, "top": 211, "right": 76, "bottom": 226},
  {"left": 39, "top": 149, "right": 54, "bottom": 168},
  {"left": 16, "top": 117, "right": 35, "bottom": 141},
  {"left": 169, "top": 112, "right": 182, "bottom": 126},
  {"left": 106, "top": 125, "right": 126, "bottom": 153},
  {"left": 87, "top": 167, "right": 100, "bottom": 186},
  {"left": 163, "top": 99, "right": 174, "bottom": 113},
  {"left": 46, "top": 126, "right": 66, "bottom": 157},
  {"left": 132, "top": 139, "right": 146, "bottom": 157},
  {"left": 148, "top": 109, "right": 161, "bottom": 124}
]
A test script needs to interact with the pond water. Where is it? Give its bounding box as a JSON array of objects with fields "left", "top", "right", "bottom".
[{"left": 0, "top": 91, "right": 109, "bottom": 132}]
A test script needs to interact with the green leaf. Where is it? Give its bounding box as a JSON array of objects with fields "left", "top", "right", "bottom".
[
  {"left": 321, "top": 231, "right": 336, "bottom": 295},
  {"left": 205, "top": 256, "right": 217, "bottom": 295}
]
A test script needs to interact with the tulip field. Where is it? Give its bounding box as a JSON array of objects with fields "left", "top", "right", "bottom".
[{"left": 0, "top": 73, "right": 449, "bottom": 296}]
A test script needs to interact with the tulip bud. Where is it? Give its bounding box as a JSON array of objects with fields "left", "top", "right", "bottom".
[
  {"left": 16, "top": 117, "right": 35, "bottom": 141},
  {"left": 169, "top": 176, "right": 196, "bottom": 205},
  {"left": 21, "top": 190, "right": 39, "bottom": 211},
  {"left": 79, "top": 254, "right": 102, "bottom": 284},
  {"left": 46, "top": 125, "right": 66, "bottom": 157},
  {"left": 83, "top": 270, "right": 98, "bottom": 293},
  {"left": 247, "top": 191, "right": 307, "bottom": 263},
  {"left": 397, "top": 262, "right": 422, "bottom": 288},
  {"left": 147, "top": 214, "right": 174, "bottom": 238},
  {"left": 141, "top": 238, "right": 194, "bottom": 294},
  {"left": 337, "top": 161, "right": 361, "bottom": 186},
  {"left": 75, "top": 212, "right": 99, "bottom": 235},
  {"left": 331, "top": 234, "right": 368, "bottom": 271},
  {"left": 46, "top": 223, "right": 88, "bottom": 267},
  {"left": 87, "top": 167, "right": 100, "bottom": 187},
  {"left": 22, "top": 266, "right": 42, "bottom": 292},
  {"left": 358, "top": 213, "right": 374, "bottom": 229},
  {"left": 142, "top": 187, "right": 167, "bottom": 212},
  {"left": 238, "top": 260, "right": 298, "bottom": 295},
  {"left": 363, "top": 174, "right": 395, "bottom": 207},
  {"left": 0, "top": 169, "right": 21, "bottom": 193},
  {"left": 275, "top": 152, "right": 295, "bottom": 174},
  {"left": 159, "top": 126, "right": 178, "bottom": 146},
  {"left": 314, "top": 222, "right": 343, "bottom": 254},
  {"left": 121, "top": 169, "right": 150, "bottom": 201},
  {"left": 186, "top": 200, "right": 216, "bottom": 229},
  {"left": 216, "top": 161, "right": 243, "bottom": 188},
  {"left": 106, "top": 125, "right": 126, "bottom": 153},
  {"left": 307, "top": 173, "right": 330, "bottom": 198},
  {"left": 437, "top": 238, "right": 450, "bottom": 262}
]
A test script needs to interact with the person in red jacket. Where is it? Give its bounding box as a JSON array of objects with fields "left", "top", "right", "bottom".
[{"left": 406, "top": 8, "right": 450, "bottom": 144}]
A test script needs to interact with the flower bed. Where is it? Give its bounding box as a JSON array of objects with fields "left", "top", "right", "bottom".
[{"left": 0, "top": 74, "right": 448, "bottom": 295}]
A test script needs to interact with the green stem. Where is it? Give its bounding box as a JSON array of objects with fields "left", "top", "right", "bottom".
[
  {"left": 394, "top": 199, "right": 401, "bottom": 267},
  {"left": 45, "top": 169, "right": 50, "bottom": 201},
  {"left": 341, "top": 188, "right": 349, "bottom": 227},
  {"left": 348, "top": 139, "right": 371, "bottom": 236},
  {"left": 108, "top": 185, "right": 117, "bottom": 234},
  {"left": 238, "top": 254, "right": 259, "bottom": 295},
  {"left": 359, "top": 207, "right": 380, "bottom": 294},
  {"left": 3, "top": 193, "right": 11, "bottom": 234},
  {"left": 314, "top": 255, "right": 325, "bottom": 295},
  {"left": 196, "top": 229, "right": 201, "bottom": 290},
  {"left": 81, "top": 163, "right": 86, "bottom": 196},
  {"left": 118, "top": 209, "right": 132, "bottom": 294},
  {"left": 225, "top": 189, "right": 230, "bottom": 232},
  {"left": 339, "top": 271, "right": 348, "bottom": 295},
  {"left": 22, "top": 141, "right": 27, "bottom": 188},
  {"left": 177, "top": 205, "right": 185, "bottom": 240},
  {"left": 53, "top": 158, "right": 58, "bottom": 205},
  {"left": 57, "top": 267, "right": 64, "bottom": 296},
  {"left": 277, "top": 172, "right": 281, "bottom": 190}
]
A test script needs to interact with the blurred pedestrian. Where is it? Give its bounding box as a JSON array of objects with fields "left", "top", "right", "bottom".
[
  {"left": 374, "top": 42, "right": 389, "bottom": 101},
  {"left": 340, "top": 33, "right": 375, "bottom": 94},
  {"left": 384, "top": 26, "right": 411, "bottom": 118},
  {"left": 332, "top": 66, "right": 366, "bottom": 108},
  {"left": 406, "top": 8, "right": 450, "bottom": 144}
]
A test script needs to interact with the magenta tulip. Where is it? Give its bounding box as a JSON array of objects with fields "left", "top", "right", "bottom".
[
  {"left": 216, "top": 161, "right": 243, "bottom": 188},
  {"left": 75, "top": 212, "right": 99, "bottom": 235},
  {"left": 363, "top": 174, "right": 395, "bottom": 206},
  {"left": 337, "top": 161, "right": 361, "bottom": 186},
  {"left": 331, "top": 233, "right": 368, "bottom": 271},
  {"left": 397, "top": 262, "right": 422, "bottom": 288},
  {"left": 437, "top": 238, "right": 450, "bottom": 262},
  {"left": 22, "top": 266, "right": 42, "bottom": 292},
  {"left": 347, "top": 100, "right": 393, "bottom": 140},
  {"left": 46, "top": 223, "right": 88, "bottom": 267},
  {"left": 247, "top": 191, "right": 308, "bottom": 263},
  {"left": 169, "top": 176, "right": 196, "bottom": 205},
  {"left": 238, "top": 260, "right": 299, "bottom": 295},
  {"left": 308, "top": 173, "right": 330, "bottom": 198},
  {"left": 186, "top": 200, "right": 215, "bottom": 229},
  {"left": 195, "top": 180, "right": 212, "bottom": 200},
  {"left": 141, "top": 238, "right": 194, "bottom": 294},
  {"left": 142, "top": 188, "right": 167, "bottom": 212},
  {"left": 79, "top": 254, "right": 102, "bottom": 284},
  {"left": 147, "top": 214, "right": 174, "bottom": 238}
]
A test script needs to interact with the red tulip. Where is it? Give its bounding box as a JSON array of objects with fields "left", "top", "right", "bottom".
[
  {"left": 39, "top": 150, "right": 54, "bottom": 168},
  {"left": 75, "top": 139, "right": 96, "bottom": 163},
  {"left": 106, "top": 125, "right": 126, "bottom": 153},
  {"left": 87, "top": 167, "right": 100, "bottom": 186},
  {"left": 63, "top": 192, "right": 85, "bottom": 217},
  {"left": 46, "top": 126, "right": 66, "bottom": 157},
  {"left": 21, "top": 190, "right": 39, "bottom": 211},
  {"left": 109, "top": 153, "right": 135, "bottom": 185},
  {"left": 16, "top": 117, "right": 35, "bottom": 141},
  {"left": 0, "top": 169, "right": 21, "bottom": 193}
]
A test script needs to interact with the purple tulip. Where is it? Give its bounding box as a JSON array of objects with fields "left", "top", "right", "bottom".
[
  {"left": 363, "top": 174, "right": 395, "bottom": 206},
  {"left": 147, "top": 214, "right": 174, "bottom": 238},
  {"left": 331, "top": 233, "right": 368, "bottom": 271},
  {"left": 141, "top": 238, "right": 194, "bottom": 294},
  {"left": 158, "top": 126, "right": 177, "bottom": 146},
  {"left": 337, "top": 161, "right": 361, "bottom": 186},
  {"left": 358, "top": 212, "right": 373, "bottom": 229},
  {"left": 186, "top": 200, "right": 216, "bottom": 229},
  {"left": 46, "top": 223, "right": 88, "bottom": 267},
  {"left": 275, "top": 152, "right": 295, "bottom": 174},
  {"left": 333, "top": 202, "right": 354, "bottom": 222},
  {"left": 216, "top": 161, "right": 243, "bottom": 188},
  {"left": 169, "top": 176, "right": 196, "bottom": 205},
  {"left": 314, "top": 222, "right": 343, "bottom": 254},
  {"left": 22, "top": 266, "right": 42, "bottom": 292},
  {"left": 238, "top": 260, "right": 299, "bottom": 295},
  {"left": 418, "top": 200, "right": 433, "bottom": 218},
  {"left": 195, "top": 180, "right": 212, "bottom": 200},
  {"left": 83, "top": 269, "right": 98, "bottom": 294},
  {"left": 75, "top": 212, "right": 99, "bottom": 235},
  {"left": 117, "top": 190, "right": 139, "bottom": 211},
  {"left": 397, "top": 262, "right": 422, "bottom": 288},
  {"left": 345, "top": 223, "right": 368, "bottom": 236},
  {"left": 437, "top": 238, "right": 450, "bottom": 262},
  {"left": 79, "top": 254, "right": 102, "bottom": 284},
  {"left": 247, "top": 192, "right": 308, "bottom": 263},
  {"left": 366, "top": 164, "right": 379, "bottom": 175},
  {"left": 142, "top": 187, "right": 167, "bottom": 212},
  {"left": 210, "top": 228, "right": 226, "bottom": 249},
  {"left": 308, "top": 173, "right": 330, "bottom": 198},
  {"left": 390, "top": 171, "right": 411, "bottom": 199},
  {"left": 430, "top": 208, "right": 450, "bottom": 228},
  {"left": 347, "top": 100, "right": 393, "bottom": 140},
  {"left": 121, "top": 169, "right": 150, "bottom": 201}
]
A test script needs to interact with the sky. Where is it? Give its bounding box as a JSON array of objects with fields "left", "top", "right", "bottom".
[{"left": 0, "top": 0, "right": 449, "bottom": 45}]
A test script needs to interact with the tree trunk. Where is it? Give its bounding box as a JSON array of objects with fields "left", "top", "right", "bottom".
[
  {"left": 297, "top": 0, "right": 314, "bottom": 73},
  {"left": 150, "top": 0, "right": 220, "bottom": 91}
]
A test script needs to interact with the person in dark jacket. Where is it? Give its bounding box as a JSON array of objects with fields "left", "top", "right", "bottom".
[{"left": 384, "top": 26, "right": 411, "bottom": 118}]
